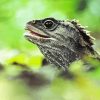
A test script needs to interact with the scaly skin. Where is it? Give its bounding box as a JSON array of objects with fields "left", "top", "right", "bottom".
[{"left": 24, "top": 18, "right": 100, "bottom": 70}]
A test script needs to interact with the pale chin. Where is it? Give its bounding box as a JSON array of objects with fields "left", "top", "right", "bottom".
[
  {"left": 24, "top": 31, "right": 31, "bottom": 37},
  {"left": 24, "top": 31, "right": 56, "bottom": 44}
]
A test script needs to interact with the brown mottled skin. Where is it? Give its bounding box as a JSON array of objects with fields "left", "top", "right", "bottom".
[{"left": 24, "top": 18, "right": 100, "bottom": 71}]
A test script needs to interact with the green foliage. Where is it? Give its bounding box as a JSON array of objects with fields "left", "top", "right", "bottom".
[{"left": 0, "top": 60, "right": 100, "bottom": 100}]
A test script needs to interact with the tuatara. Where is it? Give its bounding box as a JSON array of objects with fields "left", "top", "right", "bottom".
[{"left": 24, "top": 18, "right": 100, "bottom": 71}]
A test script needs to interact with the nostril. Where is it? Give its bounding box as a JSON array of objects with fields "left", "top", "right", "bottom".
[{"left": 27, "top": 20, "right": 35, "bottom": 25}]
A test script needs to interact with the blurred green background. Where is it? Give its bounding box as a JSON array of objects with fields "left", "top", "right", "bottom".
[{"left": 0, "top": 0, "right": 100, "bottom": 100}]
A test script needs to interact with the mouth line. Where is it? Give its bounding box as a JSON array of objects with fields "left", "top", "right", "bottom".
[
  {"left": 30, "top": 30, "right": 49, "bottom": 38},
  {"left": 25, "top": 27, "right": 50, "bottom": 38}
]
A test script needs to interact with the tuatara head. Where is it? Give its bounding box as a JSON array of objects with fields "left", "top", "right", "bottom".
[
  {"left": 24, "top": 18, "right": 96, "bottom": 70},
  {"left": 24, "top": 18, "right": 82, "bottom": 46}
]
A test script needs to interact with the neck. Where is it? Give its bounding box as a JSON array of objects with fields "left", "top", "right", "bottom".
[{"left": 37, "top": 40, "right": 85, "bottom": 69}]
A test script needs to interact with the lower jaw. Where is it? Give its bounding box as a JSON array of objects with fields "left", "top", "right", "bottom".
[{"left": 24, "top": 33, "right": 51, "bottom": 44}]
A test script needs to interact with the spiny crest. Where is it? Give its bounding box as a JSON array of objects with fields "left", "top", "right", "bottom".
[{"left": 69, "top": 19, "right": 95, "bottom": 47}]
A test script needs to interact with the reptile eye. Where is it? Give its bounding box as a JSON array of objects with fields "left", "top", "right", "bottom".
[{"left": 43, "top": 20, "right": 54, "bottom": 29}]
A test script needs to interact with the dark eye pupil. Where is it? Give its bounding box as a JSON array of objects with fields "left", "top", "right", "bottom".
[{"left": 44, "top": 20, "right": 53, "bottom": 28}]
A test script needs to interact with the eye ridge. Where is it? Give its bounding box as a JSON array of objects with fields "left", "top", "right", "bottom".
[{"left": 43, "top": 20, "right": 54, "bottom": 29}]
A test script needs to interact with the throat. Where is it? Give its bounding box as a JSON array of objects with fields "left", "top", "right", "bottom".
[{"left": 38, "top": 45, "right": 81, "bottom": 69}]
